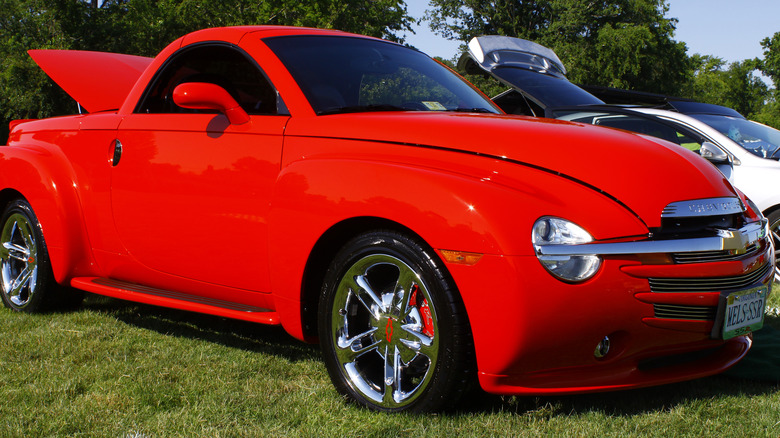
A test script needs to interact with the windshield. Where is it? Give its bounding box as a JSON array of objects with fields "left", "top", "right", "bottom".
[
  {"left": 490, "top": 67, "right": 604, "bottom": 108},
  {"left": 264, "top": 36, "right": 500, "bottom": 115},
  {"left": 691, "top": 114, "right": 780, "bottom": 159}
]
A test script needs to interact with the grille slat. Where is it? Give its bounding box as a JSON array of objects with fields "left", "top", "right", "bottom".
[
  {"left": 653, "top": 304, "right": 717, "bottom": 320},
  {"left": 672, "top": 243, "right": 759, "bottom": 264},
  {"left": 649, "top": 263, "right": 770, "bottom": 293}
]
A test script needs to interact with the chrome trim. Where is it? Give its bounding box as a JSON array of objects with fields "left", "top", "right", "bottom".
[
  {"left": 535, "top": 219, "right": 767, "bottom": 257},
  {"left": 1, "top": 212, "right": 40, "bottom": 309},
  {"left": 672, "top": 243, "right": 759, "bottom": 263},
  {"left": 654, "top": 304, "right": 717, "bottom": 320},
  {"left": 649, "top": 262, "right": 771, "bottom": 293},
  {"left": 661, "top": 197, "right": 744, "bottom": 218}
]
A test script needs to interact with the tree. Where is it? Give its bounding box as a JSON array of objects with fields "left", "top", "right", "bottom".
[
  {"left": 756, "top": 31, "right": 780, "bottom": 129},
  {"left": 686, "top": 54, "right": 729, "bottom": 103},
  {"left": 0, "top": 0, "right": 93, "bottom": 142},
  {"left": 684, "top": 54, "right": 770, "bottom": 121},
  {"left": 0, "top": 0, "right": 414, "bottom": 142},
  {"left": 720, "top": 59, "right": 769, "bottom": 118},
  {"left": 760, "top": 31, "right": 780, "bottom": 89},
  {"left": 426, "top": 0, "right": 690, "bottom": 96}
]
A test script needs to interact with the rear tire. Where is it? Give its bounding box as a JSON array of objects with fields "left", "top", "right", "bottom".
[
  {"left": 318, "top": 230, "right": 474, "bottom": 412},
  {"left": 0, "top": 199, "right": 80, "bottom": 312}
]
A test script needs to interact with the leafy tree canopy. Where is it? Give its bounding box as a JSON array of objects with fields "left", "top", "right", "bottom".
[
  {"left": 426, "top": 0, "right": 690, "bottom": 95},
  {"left": 760, "top": 31, "right": 780, "bottom": 89},
  {"left": 683, "top": 54, "right": 770, "bottom": 123},
  {"left": 0, "top": 0, "right": 413, "bottom": 141}
]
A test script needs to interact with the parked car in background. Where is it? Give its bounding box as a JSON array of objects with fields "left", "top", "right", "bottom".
[
  {"left": 0, "top": 27, "right": 772, "bottom": 413},
  {"left": 461, "top": 35, "right": 780, "bottom": 279}
]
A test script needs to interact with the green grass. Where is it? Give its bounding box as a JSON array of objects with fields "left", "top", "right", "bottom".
[{"left": 1, "top": 292, "right": 779, "bottom": 438}]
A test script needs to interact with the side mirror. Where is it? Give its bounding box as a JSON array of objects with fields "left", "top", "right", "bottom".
[
  {"left": 172, "top": 82, "right": 250, "bottom": 125},
  {"left": 699, "top": 141, "right": 737, "bottom": 180},
  {"left": 699, "top": 141, "right": 729, "bottom": 162}
]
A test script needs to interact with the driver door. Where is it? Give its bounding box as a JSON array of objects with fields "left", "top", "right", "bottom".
[{"left": 111, "top": 43, "right": 288, "bottom": 292}]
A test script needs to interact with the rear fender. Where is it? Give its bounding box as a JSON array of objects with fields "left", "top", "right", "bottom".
[{"left": 0, "top": 143, "right": 96, "bottom": 285}]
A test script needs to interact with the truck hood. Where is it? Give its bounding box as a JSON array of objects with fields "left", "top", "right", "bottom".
[
  {"left": 29, "top": 50, "right": 153, "bottom": 113},
  {"left": 287, "top": 112, "right": 737, "bottom": 228}
]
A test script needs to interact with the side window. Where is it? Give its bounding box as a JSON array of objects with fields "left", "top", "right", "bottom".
[
  {"left": 491, "top": 89, "right": 542, "bottom": 116},
  {"left": 674, "top": 131, "right": 703, "bottom": 153},
  {"left": 594, "top": 115, "right": 683, "bottom": 145},
  {"left": 554, "top": 110, "right": 707, "bottom": 153},
  {"left": 137, "top": 44, "right": 280, "bottom": 115}
]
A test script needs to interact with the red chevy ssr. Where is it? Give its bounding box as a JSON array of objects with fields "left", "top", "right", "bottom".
[{"left": 0, "top": 26, "right": 772, "bottom": 412}]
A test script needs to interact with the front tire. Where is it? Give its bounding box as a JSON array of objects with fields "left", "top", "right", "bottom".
[
  {"left": 1, "top": 199, "right": 66, "bottom": 312},
  {"left": 318, "top": 230, "right": 474, "bottom": 412}
]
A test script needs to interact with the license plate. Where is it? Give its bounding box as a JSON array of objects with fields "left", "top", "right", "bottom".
[{"left": 722, "top": 285, "right": 767, "bottom": 340}]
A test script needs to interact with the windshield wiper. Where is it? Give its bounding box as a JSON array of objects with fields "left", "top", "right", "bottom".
[
  {"left": 446, "top": 107, "right": 496, "bottom": 113},
  {"left": 319, "top": 104, "right": 410, "bottom": 115}
]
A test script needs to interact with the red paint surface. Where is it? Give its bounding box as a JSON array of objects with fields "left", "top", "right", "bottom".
[{"left": 1, "top": 26, "right": 772, "bottom": 396}]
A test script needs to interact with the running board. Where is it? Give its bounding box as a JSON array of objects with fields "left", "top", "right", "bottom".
[{"left": 70, "top": 277, "right": 280, "bottom": 325}]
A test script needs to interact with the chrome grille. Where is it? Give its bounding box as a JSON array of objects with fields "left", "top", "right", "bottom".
[
  {"left": 648, "top": 262, "right": 771, "bottom": 293},
  {"left": 654, "top": 304, "right": 717, "bottom": 320},
  {"left": 671, "top": 242, "right": 759, "bottom": 264}
]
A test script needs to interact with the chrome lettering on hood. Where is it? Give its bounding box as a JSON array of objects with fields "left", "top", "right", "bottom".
[{"left": 662, "top": 197, "right": 744, "bottom": 218}]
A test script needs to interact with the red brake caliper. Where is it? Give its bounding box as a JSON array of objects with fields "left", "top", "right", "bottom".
[{"left": 409, "top": 285, "right": 434, "bottom": 337}]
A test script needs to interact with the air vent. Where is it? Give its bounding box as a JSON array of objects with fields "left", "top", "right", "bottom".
[
  {"left": 653, "top": 304, "right": 717, "bottom": 320},
  {"left": 649, "top": 262, "right": 770, "bottom": 293},
  {"left": 672, "top": 243, "right": 759, "bottom": 264}
]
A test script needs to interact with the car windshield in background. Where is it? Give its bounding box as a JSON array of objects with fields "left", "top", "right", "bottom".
[
  {"left": 691, "top": 114, "right": 780, "bottom": 159},
  {"left": 490, "top": 67, "right": 604, "bottom": 109},
  {"left": 264, "top": 36, "right": 500, "bottom": 115}
]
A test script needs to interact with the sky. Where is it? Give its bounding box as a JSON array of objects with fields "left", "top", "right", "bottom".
[{"left": 404, "top": 0, "right": 780, "bottom": 66}]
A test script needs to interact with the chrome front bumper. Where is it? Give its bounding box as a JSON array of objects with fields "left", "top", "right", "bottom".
[{"left": 536, "top": 219, "right": 768, "bottom": 257}]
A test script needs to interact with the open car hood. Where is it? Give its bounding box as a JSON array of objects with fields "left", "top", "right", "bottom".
[
  {"left": 29, "top": 49, "right": 153, "bottom": 113},
  {"left": 460, "top": 35, "right": 603, "bottom": 110}
]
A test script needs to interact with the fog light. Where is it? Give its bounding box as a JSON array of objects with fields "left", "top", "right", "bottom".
[{"left": 594, "top": 336, "right": 610, "bottom": 359}]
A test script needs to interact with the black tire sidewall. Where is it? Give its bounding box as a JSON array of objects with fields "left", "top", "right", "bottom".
[{"left": 766, "top": 209, "right": 780, "bottom": 229}]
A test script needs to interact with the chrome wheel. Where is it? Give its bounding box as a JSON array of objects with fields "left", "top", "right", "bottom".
[
  {"left": 331, "top": 254, "right": 438, "bottom": 408},
  {"left": 768, "top": 210, "right": 780, "bottom": 282},
  {"left": 319, "top": 231, "right": 474, "bottom": 412},
  {"left": 1, "top": 212, "right": 40, "bottom": 309}
]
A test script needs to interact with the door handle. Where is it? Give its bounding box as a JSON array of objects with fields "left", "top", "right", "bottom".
[{"left": 112, "top": 139, "right": 123, "bottom": 167}]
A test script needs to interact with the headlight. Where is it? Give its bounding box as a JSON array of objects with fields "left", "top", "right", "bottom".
[{"left": 532, "top": 217, "right": 601, "bottom": 282}]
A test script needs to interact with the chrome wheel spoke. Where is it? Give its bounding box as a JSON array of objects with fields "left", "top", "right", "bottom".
[
  {"left": 392, "top": 269, "right": 418, "bottom": 317},
  {"left": 398, "top": 324, "right": 434, "bottom": 363},
  {"left": 336, "top": 327, "right": 380, "bottom": 363},
  {"left": 354, "top": 274, "right": 384, "bottom": 317},
  {"left": 381, "top": 345, "right": 402, "bottom": 404},
  {"left": 398, "top": 323, "right": 433, "bottom": 348},
  {"left": 10, "top": 267, "right": 32, "bottom": 295},
  {"left": 3, "top": 242, "right": 30, "bottom": 262}
]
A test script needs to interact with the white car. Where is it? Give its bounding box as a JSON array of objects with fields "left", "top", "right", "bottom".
[{"left": 461, "top": 35, "right": 780, "bottom": 278}]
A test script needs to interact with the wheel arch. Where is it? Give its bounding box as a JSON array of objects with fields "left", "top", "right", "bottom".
[
  {"left": 0, "top": 189, "right": 24, "bottom": 214},
  {"left": 0, "top": 147, "right": 97, "bottom": 286},
  {"left": 762, "top": 203, "right": 780, "bottom": 220},
  {"left": 299, "top": 216, "right": 433, "bottom": 340}
]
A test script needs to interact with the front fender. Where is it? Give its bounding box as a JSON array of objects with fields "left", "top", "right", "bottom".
[{"left": 267, "top": 138, "right": 648, "bottom": 340}]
